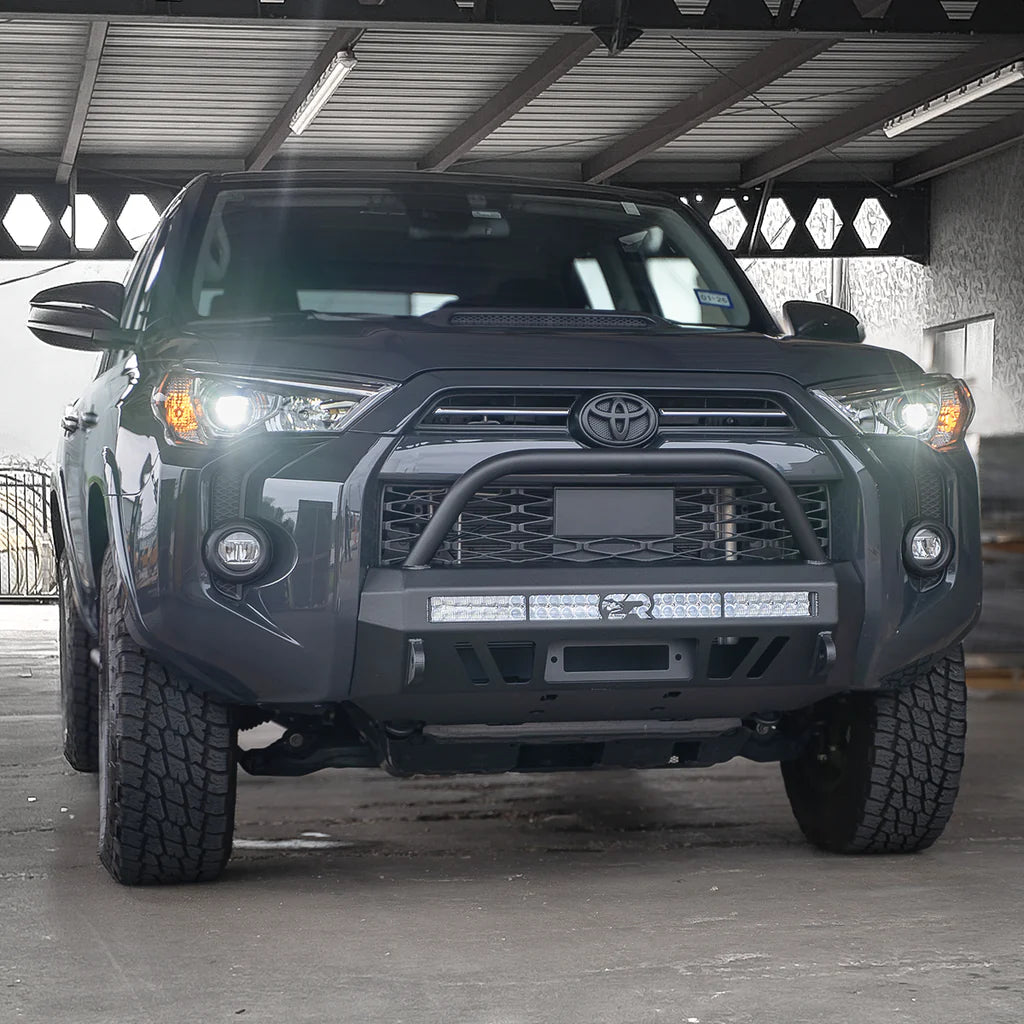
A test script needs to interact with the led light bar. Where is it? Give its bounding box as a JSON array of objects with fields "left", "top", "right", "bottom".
[
  {"left": 429, "top": 596, "right": 526, "bottom": 623},
  {"left": 652, "top": 593, "right": 721, "bottom": 619},
  {"left": 429, "top": 591, "right": 815, "bottom": 624},
  {"left": 724, "top": 592, "right": 812, "bottom": 619},
  {"left": 290, "top": 51, "right": 358, "bottom": 135},
  {"left": 529, "top": 594, "right": 600, "bottom": 621},
  {"left": 883, "top": 62, "right": 1024, "bottom": 138}
]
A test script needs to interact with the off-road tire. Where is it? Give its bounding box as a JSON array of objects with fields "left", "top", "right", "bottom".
[
  {"left": 782, "top": 645, "right": 967, "bottom": 854},
  {"left": 58, "top": 550, "right": 99, "bottom": 772},
  {"left": 98, "top": 548, "right": 237, "bottom": 884}
]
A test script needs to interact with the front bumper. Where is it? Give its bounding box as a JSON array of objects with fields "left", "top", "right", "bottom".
[
  {"left": 111, "top": 371, "right": 982, "bottom": 725},
  {"left": 351, "top": 562, "right": 859, "bottom": 726}
]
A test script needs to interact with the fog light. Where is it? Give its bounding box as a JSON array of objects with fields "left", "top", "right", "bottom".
[
  {"left": 203, "top": 520, "right": 272, "bottom": 582},
  {"left": 904, "top": 522, "right": 953, "bottom": 574},
  {"left": 218, "top": 530, "right": 263, "bottom": 567}
]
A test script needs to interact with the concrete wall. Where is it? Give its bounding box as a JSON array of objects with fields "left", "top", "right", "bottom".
[
  {"left": 745, "top": 256, "right": 933, "bottom": 369},
  {"left": 747, "top": 143, "right": 1024, "bottom": 436},
  {"left": 928, "top": 142, "right": 1024, "bottom": 434}
]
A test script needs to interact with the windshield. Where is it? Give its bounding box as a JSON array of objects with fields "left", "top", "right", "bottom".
[{"left": 184, "top": 185, "right": 756, "bottom": 329}]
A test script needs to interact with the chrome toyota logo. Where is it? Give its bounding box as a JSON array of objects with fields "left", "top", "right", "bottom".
[{"left": 574, "top": 392, "right": 659, "bottom": 448}]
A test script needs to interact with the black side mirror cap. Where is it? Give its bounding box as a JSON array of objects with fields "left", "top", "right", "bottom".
[
  {"left": 28, "top": 280, "right": 127, "bottom": 351},
  {"left": 782, "top": 300, "right": 865, "bottom": 344}
]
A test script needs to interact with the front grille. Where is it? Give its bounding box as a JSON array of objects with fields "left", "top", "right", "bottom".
[
  {"left": 422, "top": 391, "right": 793, "bottom": 431},
  {"left": 380, "top": 484, "right": 829, "bottom": 567}
]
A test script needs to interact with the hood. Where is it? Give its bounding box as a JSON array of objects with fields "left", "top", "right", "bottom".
[{"left": 161, "top": 317, "right": 923, "bottom": 387}]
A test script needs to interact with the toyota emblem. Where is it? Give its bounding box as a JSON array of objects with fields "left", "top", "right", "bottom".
[{"left": 574, "top": 392, "right": 659, "bottom": 448}]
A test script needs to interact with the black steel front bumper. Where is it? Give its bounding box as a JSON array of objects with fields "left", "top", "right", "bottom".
[
  {"left": 352, "top": 561, "right": 859, "bottom": 727},
  {"left": 110, "top": 377, "right": 982, "bottom": 728}
]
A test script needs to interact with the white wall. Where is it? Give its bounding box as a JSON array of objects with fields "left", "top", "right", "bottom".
[{"left": 0, "top": 260, "right": 130, "bottom": 461}]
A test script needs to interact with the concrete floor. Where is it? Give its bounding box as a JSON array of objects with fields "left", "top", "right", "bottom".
[{"left": 3, "top": 606, "right": 1024, "bottom": 1024}]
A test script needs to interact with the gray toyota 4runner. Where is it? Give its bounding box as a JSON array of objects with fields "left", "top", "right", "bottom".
[{"left": 32, "top": 172, "right": 980, "bottom": 885}]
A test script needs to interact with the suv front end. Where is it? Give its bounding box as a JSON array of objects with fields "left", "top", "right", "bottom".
[{"left": 38, "top": 171, "right": 981, "bottom": 883}]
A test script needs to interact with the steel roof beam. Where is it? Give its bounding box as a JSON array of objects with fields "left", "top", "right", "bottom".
[
  {"left": 893, "top": 109, "right": 1024, "bottom": 186},
  {"left": 57, "top": 20, "right": 106, "bottom": 185},
  {"left": 1, "top": 0, "right": 1022, "bottom": 35},
  {"left": 582, "top": 37, "right": 836, "bottom": 183},
  {"left": 245, "top": 26, "right": 363, "bottom": 172},
  {"left": 420, "top": 33, "right": 599, "bottom": 171},
  {"left": 579, "top": 0, "right": 893, "bottom": 183},
  {"left": 739, "top": 37, "right": 1024, "bottom": 187}
]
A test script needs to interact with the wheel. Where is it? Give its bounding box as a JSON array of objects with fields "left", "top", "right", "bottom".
[
  {"left": 98, "top": 548, "right": 238, "bottom": 884},
  {"left": 57, "top": 549, "right": 99, "bottom": 772},
  {"left": 781, "top": 646, "right": 967, "bottom": 854}
]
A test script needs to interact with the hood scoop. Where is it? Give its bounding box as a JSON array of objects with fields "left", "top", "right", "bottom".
[{"left": 444, "top": 311, "right": 656, "bottom": 330}]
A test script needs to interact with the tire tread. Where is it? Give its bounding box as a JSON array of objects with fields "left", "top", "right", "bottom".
[
  {"left": 783, "top": 646, "right": 966, "bottom": 854},
  {"left": 99, "top": 550, "right": 236, "bottom": 885}
]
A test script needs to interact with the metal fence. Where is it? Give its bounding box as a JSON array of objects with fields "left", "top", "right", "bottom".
[{"left": 0, "top": 467, "right": 56, "bottom": 599}]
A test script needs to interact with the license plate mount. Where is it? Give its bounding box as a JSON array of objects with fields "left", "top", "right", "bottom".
[{"left": 554, "top": 487, "right": 675, "bottom": 539}]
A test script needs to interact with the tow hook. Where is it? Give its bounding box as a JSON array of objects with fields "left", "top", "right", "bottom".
[{"left": 814, "top": 630, "right": 837, "bottom": 676}]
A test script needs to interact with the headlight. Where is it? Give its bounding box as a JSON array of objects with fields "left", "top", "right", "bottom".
[
  {"left": 152, "top": 370, "right": 395, "bottom": 445},
  {"left": 812, "top": 376, "right": 974, "bottom": 450}
]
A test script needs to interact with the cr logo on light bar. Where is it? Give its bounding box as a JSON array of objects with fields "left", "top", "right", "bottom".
[{"left": 429, "top": 591, "right": 814, "bottom": 623}]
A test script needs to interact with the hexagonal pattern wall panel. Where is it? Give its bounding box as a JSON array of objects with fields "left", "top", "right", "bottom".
[
  {"left": 116, "top": 194, "right": 160, "bottom": 250},
  {"left": 60, "top": 195, "right": 108, "bottom": 251},
  {"left": 805, "top": 198, "right": 844, "bottom": 251},
  {"left": 2, "top": 195, "right": 52, "bottom": 251},
  {"left": 709, "top": 198, "right": 748, "bottom": 251},
  {"left": 853, "top": 198, "right": 892, "bottom": 250},
  {"left": 760, "top": 198, "right": 796, "bottom": 251}
]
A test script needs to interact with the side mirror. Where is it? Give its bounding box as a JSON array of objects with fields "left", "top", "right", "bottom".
[
  {"left": 27, "top": 280, "right": 126, "bottom": 350},
  {"left": 783, "top": 300, "right": 865, "bottom": 344}
]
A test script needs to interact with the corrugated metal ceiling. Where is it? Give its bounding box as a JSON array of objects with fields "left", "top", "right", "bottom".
[
  {"left": 472, "top": 36, "right": 769, "bottom": 160},
  {"left": 0, "top": 11, "right": 1021, "bottom": 190},
  {"left": 82, "top": 23, "right": 334, "bottom": 156},
  {"left": 281, "top": 29, "right": 563, "bottom": 158},
  {"left": 0, "top": 21, "right": 90, "bottom": 154},
  {"left": 661, "top": 38, "right": 978, "bottom": 161}
]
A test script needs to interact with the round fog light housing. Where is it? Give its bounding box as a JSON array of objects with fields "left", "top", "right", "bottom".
[
  {"left": 203, "top": 520, "right": 272, "bottom": 582},
  {"left": 903, "top": 522, "right": 953, "bottom": 575}
]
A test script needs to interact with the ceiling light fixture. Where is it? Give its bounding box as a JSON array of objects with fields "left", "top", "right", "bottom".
[
  {"left": 289, "top": 50, "right": 358, "bottom": 135},
  {"left": 884, "top": 61, "right": 1024, "bottom": 138}
]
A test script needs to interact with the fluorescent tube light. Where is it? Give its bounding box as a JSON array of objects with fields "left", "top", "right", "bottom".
[
  {"left": 884, "top": 61, "right": 1024, "bottom": 138},
  {"left": 289, "top": 51, "right": 357, "bottom": 135}
]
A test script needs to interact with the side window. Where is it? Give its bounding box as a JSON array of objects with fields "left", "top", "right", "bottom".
[
  {"left": 120, "top": 235, "right": 155, "bottom": 327},
  {"left": 134, "top": 245, "right": 166, "bottom": 328},
  {"left": 96, "top": 350, "right": 119, "bottom": 375},
  {"left": 122, "top": 196, "right": 179, "bottom": 330}
]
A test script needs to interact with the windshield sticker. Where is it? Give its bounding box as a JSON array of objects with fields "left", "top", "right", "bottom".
[
  {"left": 695, "top": 289, "right": 734, "bottom": 309},
  {"left": 621, "top": 201, "right": 641, "bottom": 216}
]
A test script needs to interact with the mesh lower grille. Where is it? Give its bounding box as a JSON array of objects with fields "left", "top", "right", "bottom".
[
  {"left": 210, "top": 464, "right": 245, "bottom": 524},
  {"left": 916, "top": 470, "right": 944, "bottom": 520},
  {"left": 380, "top": 484, "right": 829, "bottom": 567}
]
